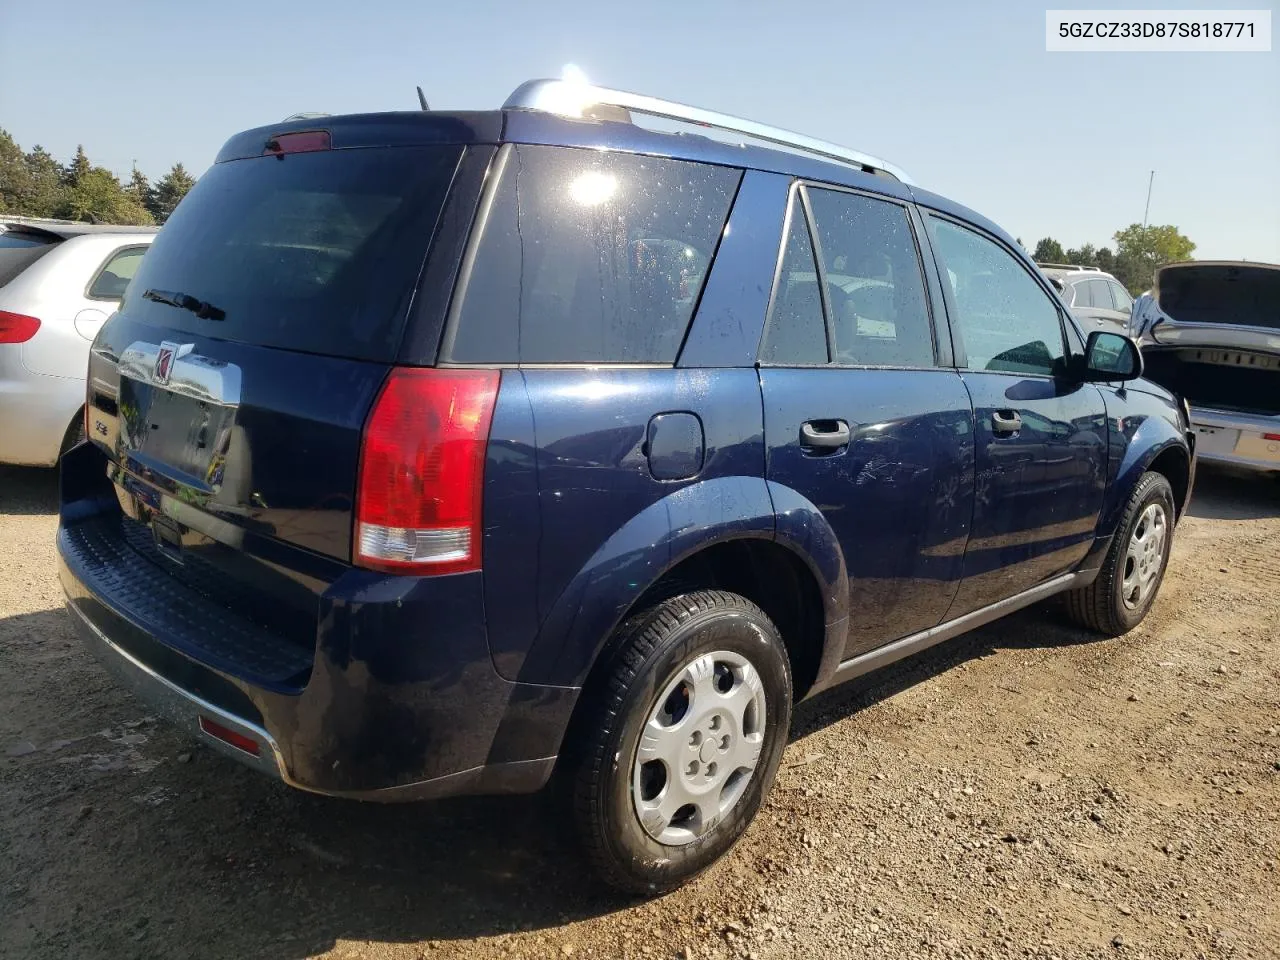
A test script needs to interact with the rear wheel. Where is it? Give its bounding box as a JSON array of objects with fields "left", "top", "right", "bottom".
[
  {"left": 1065, "top": 471, "right": 1175, "bottom": 636},
  {"left": 566, "top": 590, "right": 792, "bottom": 894}
]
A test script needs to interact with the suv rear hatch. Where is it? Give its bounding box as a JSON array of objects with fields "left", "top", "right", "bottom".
[
  {"left": 77, "top": 121, "right": 484, "bottom": 688},
  {"left": 1137, "top": 261, "right": 1280, "bottom": 416}
]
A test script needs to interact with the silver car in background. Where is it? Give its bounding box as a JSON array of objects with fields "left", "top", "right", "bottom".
[
  {"left": 1037, "top": 263, "right": 1135, "bottom": 333},
  {"left": 1132, "top": 260, "right": 1280, "bottom": 474},
  {"left": 0, "top": 222, "right": 157, "bottom": 466}
]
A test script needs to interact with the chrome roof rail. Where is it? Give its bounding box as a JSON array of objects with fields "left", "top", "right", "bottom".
[{"left": 503, "top": 79, "right": 913, "bottom": 185}]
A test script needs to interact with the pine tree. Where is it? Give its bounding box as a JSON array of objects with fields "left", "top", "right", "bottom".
[
  {"left": 65, "top": 145, "right": 91, "bottom": 186},
  {"left": 150, "top": 162, "right": 196, "bottom": 223},
  {"left": 126, "top": 165, "right": 152, "bottom": 211},
  {"left": 0, "top": 128, "right": 31, "bottom": 213},
  {"left": 24, "top": 146, "right": 65, "bottom": 218}
]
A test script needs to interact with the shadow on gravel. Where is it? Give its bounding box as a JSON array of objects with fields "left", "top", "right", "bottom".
[
  {"left": 792, "top": 603, "right": 1090, "bottom": 742},
  {"left": 0, "top": 465, "right": 59, "bottom": 516},
  {"left": 1186, "top": 463, "right": 1279, "bottom": 520},
  {"left": 4, "top": 600, "right": 1092, "bottom": 959},
  {"left": 0, "top": 604, "right": 642, "bottom": 960}
]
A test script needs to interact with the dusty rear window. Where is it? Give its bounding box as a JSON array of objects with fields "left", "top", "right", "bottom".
[{"left": 121, "top": 145, "right": 462, "bottom": 362}]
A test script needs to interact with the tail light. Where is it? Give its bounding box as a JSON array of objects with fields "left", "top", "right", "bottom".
[
  {"left": 355, "top": 368, "right": 500, "bottom": 575},
  {"left": 0, "top": 311, "right": 41, "bottom": 343}
]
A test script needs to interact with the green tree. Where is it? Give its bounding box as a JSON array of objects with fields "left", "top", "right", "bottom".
[
  {"left": 149, "top": 162, "right": 196, "bottom": 223},
  {"left": 1112, "top": 224, "right": 1196, "bottom": 293},
  {"left": 1064, "top": 243, "right": 1097, "bottom": 266},
  {"left": 125, "top": 165, "right": 152, "bottom": 211},
  {"left": 65, "top": 144, "right": 91, "bottom": 186},
  {"left": 1033, "top": 237, "right": 1065, "bottom": 262},
  {"left": 1095, "top": 246, "right": 1116, "bottom": 274},
  {"left": 24, "top": 146, "right": 66, "bottom": 217},
  {"left": 0, "top": 128, "right": 32, "bottom": 213},
  {"left": 56, "top": 167, "right": 152, "bottom": 225}
]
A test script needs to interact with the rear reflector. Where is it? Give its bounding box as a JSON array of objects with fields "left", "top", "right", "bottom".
[
  {"left": 198, "top": 715, "right": 262, "bottom": 756},
  {"left": 264, "top": 130, "right": 331, "bottom": 155},
  {"left": 1263, "top": 433, "right": 1280, "bottom": 442},
  {"left": 0, "top": 310, "right": 40, "bottom": 343},
  {"left": 355, "top": 368, "right": 500, "bottom": 575}
]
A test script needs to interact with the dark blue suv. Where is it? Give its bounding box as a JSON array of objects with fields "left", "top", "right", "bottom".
[{"left": 58, "top": 79, "right": 1194, "bottom": 893}]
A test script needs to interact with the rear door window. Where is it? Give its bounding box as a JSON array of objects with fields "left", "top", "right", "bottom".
[
  {"left": 446, "top": 145, "right": 741, "bottom": 364},
  {"left": 806, "top": 188, "right": 935, "bottom": 368},
  {"left": 88, "top": 246, "right": 148, "bottom": 300},
  {"left": 122, "top": 145, "right": 463, "bottom": 362},
  {"left": 1109, "top": 281, "right": 1133, "bottom": 312},
  {"left": 1088, "top": 278, "right": 1114, "bottom": 310}
]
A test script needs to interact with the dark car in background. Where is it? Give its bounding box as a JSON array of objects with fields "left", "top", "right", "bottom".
[
  {"left": 57, "top": 79, "right": 1194, "bottom": 893},
  {"left": 1037, "top": 263, "right": 1134, "bottom": 333}
]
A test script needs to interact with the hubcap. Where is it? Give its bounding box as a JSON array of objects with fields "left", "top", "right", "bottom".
[
  {"left": 631, "top": 651, "right": 767, "bottom": 846},
  {"left": 1121, "top": 502, "right": 1168, "bottom": 610}
]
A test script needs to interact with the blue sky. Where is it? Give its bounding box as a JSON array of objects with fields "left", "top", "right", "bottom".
[{"left": 1, "top": 0, "right": 1276, "bottom": 260}]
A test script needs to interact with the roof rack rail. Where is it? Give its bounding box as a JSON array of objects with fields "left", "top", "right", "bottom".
[
  {"left": 1035, "top": 262, "right": 1099, "bottom": 272},
  {"left": 503, "top": 79, "right": 913, "bottom": 185}
]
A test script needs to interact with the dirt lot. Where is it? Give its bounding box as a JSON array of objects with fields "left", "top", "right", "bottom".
[{"left": 1, "top": 465, "right": 1277, "bottom": 960}]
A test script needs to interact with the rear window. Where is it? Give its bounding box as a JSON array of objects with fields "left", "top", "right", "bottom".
[
  {"left": 0, "top": 230, "right": 60, "bottom": 288},
  {"left": 121, "top": 145, "right": 463, "bottom": 361},
  {"left": 446, "top": 145, "right": 741, "bottom": 364}
]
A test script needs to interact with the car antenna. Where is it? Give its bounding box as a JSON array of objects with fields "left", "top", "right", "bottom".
[{"left": 416, "top": 86, "right": 430, "bottom": 111}]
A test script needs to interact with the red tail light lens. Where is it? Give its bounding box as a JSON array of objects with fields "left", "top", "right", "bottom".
[
  {"left": 0, "top": 310, "right": 41, "bottom": 343},
  {"left": 264, "top": 130, "right": 332, "bottom": 155},
  {"left": 355, "top": 368, "right": 500, "bottom": 575}
]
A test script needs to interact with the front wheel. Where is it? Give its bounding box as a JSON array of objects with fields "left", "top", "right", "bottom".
[
  {"left": 566, "top": 590, "right": 792, "bottom": 895},
  {"left": 1065, "top": 471, "right": 1175, "bottom": 636}
]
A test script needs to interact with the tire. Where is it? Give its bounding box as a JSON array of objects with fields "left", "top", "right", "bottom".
[
  {"left": 566, "top": 590, "right": 792, "bottom": 895},
  {"left": 1065, "top": 471, "right": 1175, "bottom": 636}
]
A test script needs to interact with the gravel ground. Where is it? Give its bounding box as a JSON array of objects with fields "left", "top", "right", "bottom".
[{"left": 1, "top": 464, "right": 1277, "bottom": 960}]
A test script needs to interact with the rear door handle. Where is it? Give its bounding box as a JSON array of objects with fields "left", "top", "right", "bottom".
[
  {"left": 800, "top": 419, "right": 851, "bottom": 451},
  {"left": 992, "top": 410, "right": 1022, "bottom": 435}
]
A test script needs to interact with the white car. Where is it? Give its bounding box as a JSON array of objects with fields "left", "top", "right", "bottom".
[
  {"left": 1132, "top": 260, "right": 1280, "bottom": 474},
  {"left": 0, "top": 221, "right": 157, "bottom": 466}
]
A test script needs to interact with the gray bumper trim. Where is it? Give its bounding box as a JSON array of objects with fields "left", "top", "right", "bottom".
[{"left": 68, "top": 600, "right": 290, "bottom": 781}]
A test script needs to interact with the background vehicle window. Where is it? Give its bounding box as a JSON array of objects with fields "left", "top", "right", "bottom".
[
  {"left": 1109, "top": 281, "right": 1133, "bottom": 312},
  {"left": 88, "top": 246, "right": 148, "bottom": 300},
  {"left": 758, "top": 198, "right": 827, "bottom": 364},
  {"left": 930, "top": 217, "right": 1066, "bottom": 376},
  {"left": 449, "top": 145, "right": 741, "bottom": 364},
  {"left": 1070, "top": 280, "right": 1092, "bottom": 308},
  {"left": 807, "top": 189, "right": 935, "bottom": 368},
  {"left": 1088, "top": 278, "right": 1115, "bottom": 310}
]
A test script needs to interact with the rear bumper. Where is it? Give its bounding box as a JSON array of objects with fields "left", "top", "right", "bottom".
[
  {"left": 57, "top": 447, "right": 578, "bottom": 801},
  {"left": 1189, "top": 407, "right": 1280, "bottom": 473}
]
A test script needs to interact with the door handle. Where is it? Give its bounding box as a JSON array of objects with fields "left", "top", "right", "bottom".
[
  {"left": 800, "top": 419, "right": 851, "bottom": 451},
  {"left": 992, "top": 410, "right": 1022, "bottom": 435}
]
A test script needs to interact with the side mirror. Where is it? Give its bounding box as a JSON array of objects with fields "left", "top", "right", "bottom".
[{"left": 1082, "top": 330, "right": 1143, "bottom": 382}]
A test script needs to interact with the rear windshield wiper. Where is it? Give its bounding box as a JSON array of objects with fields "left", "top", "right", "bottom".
[{"left": 143, "top": 288, "right": 226, "bottom": 322}]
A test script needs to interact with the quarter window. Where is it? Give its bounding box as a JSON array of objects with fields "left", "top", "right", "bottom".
[
  {"left": 930, "top": 217, "right": 1067, "bottom": 377},
  {"left": 88, "top": 246, "right": 148, "bottom": 300},
  {"left": 448, "top": 145, "right": 741, "bottom": 364}
]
